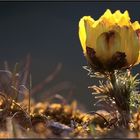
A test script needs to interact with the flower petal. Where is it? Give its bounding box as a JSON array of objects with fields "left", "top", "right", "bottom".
[
  {"left": 132, "top": 21, "right": 140, "bottom": 31},
  {"left": 118, "top": 11, "right": 130, "bottom": 26},
  {"left": 79, "top": 16, "right": 94, "bottom": 54},
  {"left": 96, "top": 30, "right": 121, "bottom": 63},
  {"left": 118, "top": 26, "right": 140, "bottom": 66},
  {"left": 113, "top": 10, "right": 122, "bottom": 23}
]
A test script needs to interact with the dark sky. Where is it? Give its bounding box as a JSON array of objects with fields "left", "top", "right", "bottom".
[{"left": 0, "top": 1, "right": 140, "bottom": 110}]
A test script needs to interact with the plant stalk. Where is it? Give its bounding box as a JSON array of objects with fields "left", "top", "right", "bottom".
[{"left": 109, "top": 71, "right": 130, "bottom": 128}]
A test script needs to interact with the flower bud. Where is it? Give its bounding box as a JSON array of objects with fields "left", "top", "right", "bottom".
[{"left": 79, "top": 9, "right": 140, "bottom": 71}]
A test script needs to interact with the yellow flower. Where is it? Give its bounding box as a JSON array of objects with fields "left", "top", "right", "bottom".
[{"left": 79, "top": 9, "right": 140, "bottom": 71}]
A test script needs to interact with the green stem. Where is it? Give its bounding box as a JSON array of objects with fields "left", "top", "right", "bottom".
[{"left": 109, "top": 70, "right": 130, "bottom": 128}]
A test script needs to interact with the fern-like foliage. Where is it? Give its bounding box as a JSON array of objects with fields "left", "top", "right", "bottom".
[{"left": 85, "top": 67, "right": 140, "bottom": 128}]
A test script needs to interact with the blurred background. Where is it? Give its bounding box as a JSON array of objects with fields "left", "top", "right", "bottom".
[{"left": 0, "top": 1, "right": 140, "bottom": 111}]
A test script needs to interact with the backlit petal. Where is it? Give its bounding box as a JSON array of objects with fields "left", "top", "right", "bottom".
[{"left": 79, "top": 16, "right": 94, "bottom": 53}]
